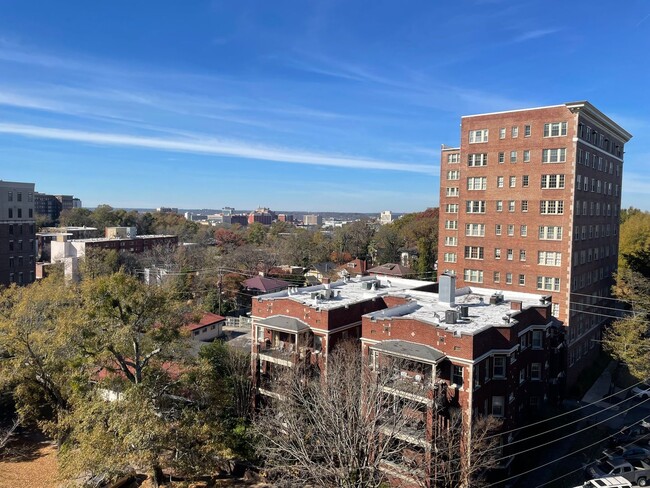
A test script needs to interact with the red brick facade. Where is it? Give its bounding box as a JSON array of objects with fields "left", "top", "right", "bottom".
[{"left": 438, "top": 102, "right": 631, "bottom": 384}]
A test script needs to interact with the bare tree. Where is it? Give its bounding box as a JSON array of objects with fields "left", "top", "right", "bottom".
[
  {"left": 0, "top": 418, "right": 20, "bottom": 455},
  {"left": 253, "top": 343, "right": 501, "bottom": 488}
]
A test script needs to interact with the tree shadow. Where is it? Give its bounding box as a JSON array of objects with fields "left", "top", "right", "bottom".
[{"left": 0, "top": 428, "right": 55, "bottom": 463}]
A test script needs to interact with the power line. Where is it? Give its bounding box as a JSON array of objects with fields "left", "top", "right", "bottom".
[
  {"left": 532, "top": 418, "right": 650, "bottom": 488},
  {"left": 479, "top": 385, "right": 646, "bottom": 452},
  {"left": 485, "top": 416, "right": 650, "bottom": 488},
  {"left": 482, "top": 378, "right": 649, "bottom": 441},
  {"left": 487, "top": 395, "right": 650, "bottom": 465}
]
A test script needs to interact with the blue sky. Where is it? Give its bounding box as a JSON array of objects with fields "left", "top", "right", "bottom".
[{"left": 1, "top": 0, "right": 650, "bottom": 212}]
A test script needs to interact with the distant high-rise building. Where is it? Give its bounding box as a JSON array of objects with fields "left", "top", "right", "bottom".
[
  {"left": 0, "top": 180, "right": 36, "bottom": 286},
  {"left": 438, "top": 101, "right": 631, "bottom": 384},
  {"left": 379, "top": 210, "right": 393, "bottom": 225},
  {"left": 156, "top": 207, "right": 178, "bottom": 214},
  {"left": 34, "top": 193, "right": 76, "bottom": 222},
  {"left": 248, "top": 207, "right": 275, "bottom": 225},
  {"left": 278, "top": 214, "right": 293, "bottom": 223},
  {"left": 303, "top": 214, "right": 322, "bottom": 226},
  {"left": 72, "top": 198, "right": 82, "bottom": 208}
]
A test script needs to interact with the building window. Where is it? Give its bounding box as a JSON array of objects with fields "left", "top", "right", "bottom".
[
  {"left": 468, "top": 153, "right": 488, "bottom": 166},
  {"left": 531, "top": 363, "right": 542, "bottom": 380},
  {"left": 519, "top": 249, "right": 526, "bottom": 261},
  {"left": 519, "top": 274, "right": 526, "bottom": 286},
  {"left": 464, "top": 269, "right": 483, "bottom": 283},
  {"left": 464, "top": 246, "right": 484, "bottom": 260},
  {"left": 507, "top": 224, "right": 514, "bottom": 236},
  {"left": 497, "top": 176, "right": 504, "bottom": 188},
  {"left": 499, "top": 127, "right": 506, "bottom": 139},
  {"left": 447, "top": 153, "right": 460, "bottom": 163},
  {"left": 542, "top": 148, "right": 567, "bottom": 163},
  {"left": 445, "top": 236, "right": 458, "bottom": 246},
  {"left": 466, "top": 200, "right": 486, "bottom": 213},
  {"left": 498, "top": 152, "right": 505, "bottom": 163},
  {"left": 493, "top": 271, "right": 500, "bottom": 283},
  {"left": 495, "top": 224, "right": 502, "bottom": 236},
  {"left": 521, "top": 200, "right": 528, "bottom": 212},
  {"left": 8, "top": 191, "right": 13, "bottom": 202},
  {"left": 494, "top": 248, "right": 501, "bottom": 259},
  {"left": 446, "top": 187, "right": 459, "bottom": 197},
  {"left": 452, "top": 365, "right": 464, "bottom": 386},
  {"left": 540, "top": 200, "right": 564, "bottom": 215},
  {"left": 469, "top": 129, "right": 489, "bottom": 143},
  {"left": 507, "top": 249, "right": 513, "bottom": 260},
  {"left": 532, "top": 330, "right": 543, "bottom": 349},
  {"left": 523, "top": 150, "right": 530, "bottom": 162},
  {"left": 492, "top": 396, "right": 505, "bottom": 417},
  {"left": 465, "top": 223, "right": 485, "bottom": 236},
  {"left": 496, "top": 200, "right": 503, "bottom": 212},
  {"left": 509, "top": 176, "right": 516, "bottom": 187},
  {"left": 445, "top": 220, "right": 458, "bottom": 230},
  {"left": 493, "top": 356, "right": 506, "bottom": 378},
  {"left": 445, "top": 203, "right": 459, "bottom": 213},
  {"left": 543, "top": 122, "right": 567, "bottom": 137},
  {"left": 520, "top": 225, "right": 528, "bottom": 237},
  {"left": 552, "top": 303, "right": 560, "bottom": 316},
  {"left": 447, "top": 170, "right": 460, "bottom": 180},
  {"left": 524, "top": 125, "right": 531, "bottom": 137},
  {"left": 541, "top": 174, "right": 566, "bottom": 189},
  {"left": 444, "top": 252, "right": 457, "bottom": 263},
  {"left": 508, "top": 200, "right": 515, "bottom": 212},
  {"left": 467, "top": 177, "right": 487, "bottom": 190},
  {"left": 537, "top": 276, "right": 561, "bottom": 291},
  {"left": 522, "top": 175, "right": 529, "bottom": 187},
  {"left": 511, "top": 126, "right": 519, "bottom": 138},
  {"left": 17, "top": 192, "right": 22, "bottom": 202},
  {"left": 510, "top": 151, "right": 517, "bottom": 163},
  {"left": 8, "top": 209, "right": 13, "bottom": 218},
  {"left": 538, "top": 251, "right": 562, "bottom": 266}
]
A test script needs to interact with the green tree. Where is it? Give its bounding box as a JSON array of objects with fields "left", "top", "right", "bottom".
[
  {"left": 371, "top": 224, "right": 404, "bottom": 265},
  {"left": 0, "top": 277, "right": 84, "bottom": 442},
  {"left": 246, "top": 222, "right": 268, "bottom": 246},
  {"left": 604, "top": 269, "right": 650, "bottom": 380},
  {"left": 334, "top": 220, "right": 375, "bottom": 260}
]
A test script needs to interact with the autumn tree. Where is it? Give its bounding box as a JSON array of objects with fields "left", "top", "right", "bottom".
[
  {"left": 0, "top": 277, "right": 83, "bottom": 441},
  {"left": 371, "top": 223, "right": 405, "bottom": 265},
  {"left": 333, "top": 220, "right": 375, "bottom": 260},
  {"left": 604, "top": 268, "right": 650, "bottom": 381},
  {"left": 618, "top": 210, "right": 650, "bottom": 273}
]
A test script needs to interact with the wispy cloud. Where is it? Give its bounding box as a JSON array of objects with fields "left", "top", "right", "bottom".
[
  {"left": 512, "top": 29, "right": 559, "bottom": 43},
  {"left": 0, "top": 122, "right": 436, "bottom": 175}
]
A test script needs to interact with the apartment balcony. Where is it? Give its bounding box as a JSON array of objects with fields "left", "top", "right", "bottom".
[{"left": 258, "top": 343, "right": 298, "bottom": 367}]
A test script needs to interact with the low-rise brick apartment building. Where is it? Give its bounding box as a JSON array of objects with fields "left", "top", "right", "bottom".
[
  {"left": 0, "top": 180, "right": 36, "bottom": 286},
  {"left": 250, "top": 276, "right": 436, "bottom": 398},
  {"left": 438, "top": 101, "right": 631, "bottom": 385},
  {"left": 250, "top": 273, "right": 564, "bottom": 485},
  {"left": 361, "top": 273, "right": 563, "bottom": 485}
]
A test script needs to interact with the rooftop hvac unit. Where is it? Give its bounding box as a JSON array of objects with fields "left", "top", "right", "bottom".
[
  {"left": 459, "top": 305, "right": 469, "bottom": 318},
  {"left": 445, "top": 309, "right": 458, "bottom": 324}
]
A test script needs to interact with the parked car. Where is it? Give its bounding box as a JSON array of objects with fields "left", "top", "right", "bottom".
[
  {"left": 602, "top": 443, "right": 650, "bottom": 461},
  {"left": 609, "top": 424, "right": 650, "bottom": 447},
  {"left": 586, "top": 458, "right": 650, "bottom": 485},
  {"left": 632, "top": 384, "right": 650, "bottom": 399},
  {"left": 573, "top": 476, "right": 632, "bottom": 488}
]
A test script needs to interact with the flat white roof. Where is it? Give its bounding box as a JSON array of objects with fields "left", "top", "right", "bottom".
[
  {"left": 66, "top": 235, "right": 177, "bottom": 243},
  {"left": 256, "top": 276, "right": 433, "bottom": 311},
  {"left": 366, "top": 287, "right": 548, "bottom": 335}
]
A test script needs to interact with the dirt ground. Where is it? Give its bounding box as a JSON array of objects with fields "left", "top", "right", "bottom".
[
  {"left": 0, "top": 432, "right": 271, "bottom": 488},
  {"left": 0, "top": 442, "right": 59, "bottom": 488}
]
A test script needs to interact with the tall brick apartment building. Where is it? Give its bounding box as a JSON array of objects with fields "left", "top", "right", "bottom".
[
  {"left": 438, "top": 101, "right": 632, "bottom": 384},
  {"left": 0, "top": 180, "right": 36, "bottom": 287}
]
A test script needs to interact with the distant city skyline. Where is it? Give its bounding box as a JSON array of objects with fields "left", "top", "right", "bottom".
[{"left": 1, "top": 2, "right": 650, "bottom": 211}]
